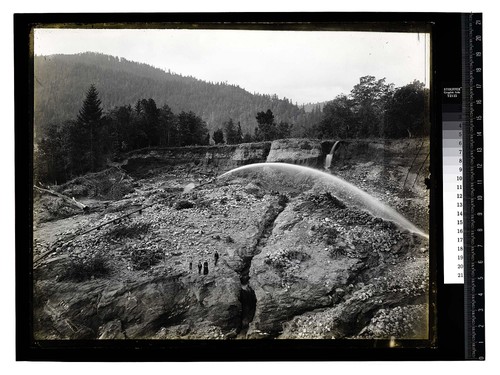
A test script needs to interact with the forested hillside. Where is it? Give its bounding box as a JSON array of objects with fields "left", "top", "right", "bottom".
[
  {"left": 34, "top": 52, "right": 429, "bottom": 185},
  {"left": 34, "top": 52, "right": 313, "bottom": 138}
]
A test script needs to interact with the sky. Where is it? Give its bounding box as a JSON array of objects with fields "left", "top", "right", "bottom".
[
  {"left": 34, "top": 29, "right": 429, "bottom": 104},
  {"left": 34, "top": 28, "right": 430, "bottom": 105}
]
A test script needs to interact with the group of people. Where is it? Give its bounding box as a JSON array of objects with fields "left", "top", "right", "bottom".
[{"left": 189, "top": 251, "right": 219, "bottom": 275}]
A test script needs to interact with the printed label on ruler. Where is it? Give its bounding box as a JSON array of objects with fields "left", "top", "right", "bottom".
[{"left": 443, "top": 87, "right": 464, "bottom": 284}]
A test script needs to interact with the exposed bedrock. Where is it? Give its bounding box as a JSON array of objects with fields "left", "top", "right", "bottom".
[
  {"left": 246, "top": 193, "right": 429, "bottom": 339},
  {"left": 33, "top": 138, "right": 430, "bottom": 340},
  {"left": 35, "top": 270, "right": 242, "bottom": 339}
]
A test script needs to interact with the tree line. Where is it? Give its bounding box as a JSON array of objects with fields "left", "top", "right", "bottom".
[
  {"left": 35, "top": 85, "right": 212, "bottom": 184},
  {"left": 212, "top": 110, "right": 292, "bottom": 144},
  {"left": 35, "top": 84, "right": 292, "bottom": 184},
  {"left": 34, "top": 53, "right": 307, "bottom": 138},
  {"left": 314, "top": 76, "right": 429, "bottom": 139},
  {"left": 35, "top": 75, "right": 429, "bottom": 185}
]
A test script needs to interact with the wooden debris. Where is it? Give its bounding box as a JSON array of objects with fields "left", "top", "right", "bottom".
[{"left": 34, "top": 185, "right": 88, "bottom": 211}]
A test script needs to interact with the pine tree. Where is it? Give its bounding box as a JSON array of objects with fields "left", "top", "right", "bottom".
[
  {"left": 236, "top": 122, "right": 243, "bottom": 144},
  {"left": 177, "top": 111, "right": 209, "bottom": 146},
  {"left": 223, "top": 118, "right": 239, "bottom": 144},
  {"left": 242, "top": 133, "right": 253, "bottom": 143},
  {"left": 255, "top": 109, "right": 276, "bottom": 141},
  {"left": 213, "top": 128, "right": 225, "bottom": 144},
  {"left": 76, "top": 84, "right": 103, "bottom": 172}
]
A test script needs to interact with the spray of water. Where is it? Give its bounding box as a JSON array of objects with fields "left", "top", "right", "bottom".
[{"left": 219, "top": 162, "right": 428, "bottom": 239}]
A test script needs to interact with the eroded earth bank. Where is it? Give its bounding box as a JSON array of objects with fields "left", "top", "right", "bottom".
[{"left": 33, "top": 138, "right": 430, "bottom": 340}]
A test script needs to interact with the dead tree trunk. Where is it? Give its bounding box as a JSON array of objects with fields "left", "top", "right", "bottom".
[{"left": 34, "top": 185, "right": 88, "bottom": 210}]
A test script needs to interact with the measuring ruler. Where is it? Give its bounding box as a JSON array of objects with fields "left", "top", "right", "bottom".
[
  {"left": 463, "top": 13, "right": 485, "bottom": 361},
  {"left": 442, "top": 13, "right": 484, "bottom": 360}
]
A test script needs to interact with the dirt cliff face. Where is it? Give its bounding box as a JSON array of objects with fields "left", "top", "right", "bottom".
[
  {"left": 117, "top": 139, "right": 329, "bottom": 177},
  {"left": 119, "top": 142, "right": 272, "bottom": 179},
  {"left": 266, "top": 139, "right": 323, "bottom": 166},
  {"left": 33, "top": 138, "right": 430, "bottom": 340}
]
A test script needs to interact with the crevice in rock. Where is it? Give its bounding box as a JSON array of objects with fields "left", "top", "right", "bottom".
[
  {"left": 238, "top": 284, "right": 257, "bottom": 336},
  {"left": 237, "top": 196, "right": 288, "bottom": 337}
]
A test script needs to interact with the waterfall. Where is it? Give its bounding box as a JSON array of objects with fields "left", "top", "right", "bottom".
[
  {"left": 324, "top": 154, "right": 333, "bottom": 169},
  {"left": 324, "top": 140, "right": 341, "bottom": 169}
]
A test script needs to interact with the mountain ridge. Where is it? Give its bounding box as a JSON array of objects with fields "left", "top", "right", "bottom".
[{"left": 34, "top": 52, "right": 322, "bottom": 138}]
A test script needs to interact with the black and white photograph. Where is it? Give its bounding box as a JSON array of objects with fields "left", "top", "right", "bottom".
[{"left": 31, "top": 24, "right": 431, "bottom": 342}]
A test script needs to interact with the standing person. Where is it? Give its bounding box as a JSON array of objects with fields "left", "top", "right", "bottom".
[
  {"left": 203, "top": 261, "right": 209, "bottom": 275},
  {"left": 214, "top": 251, "right": 219, "bottom": 266},
  {"left": 189, "top": 261, "right": 193, "bottom": 272},
  {"left": 198, "top": 261, "right": 202, "bottom": 275}
]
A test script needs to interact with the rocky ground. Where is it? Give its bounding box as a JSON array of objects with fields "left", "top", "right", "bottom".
[{"left": 33, "top": 140, "right": 430, "bottom": 341}]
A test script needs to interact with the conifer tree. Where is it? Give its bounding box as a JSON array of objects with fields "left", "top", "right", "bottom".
[
  {"left": 255, "top": 109, "right": 276, "bottom": 141},
  {"left": 76, "top": 84, "right": 103, "bottom": 172},
  {"left": 236, "top": 122, "right": 243, "bottom": 144},
  {"left": 223, "top": 118, "right": 239, "bottom": 144},
  {"left": 213, "top": 128, "right": 225, "bottom": 144}
]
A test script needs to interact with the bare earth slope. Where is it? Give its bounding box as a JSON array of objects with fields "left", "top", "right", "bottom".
[{"left": 33, "top": 138, "right": 430, "bottom": 340}]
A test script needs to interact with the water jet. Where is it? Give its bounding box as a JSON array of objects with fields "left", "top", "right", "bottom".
[{"left": 220, "top": 162, "right": 428, "bottom": 239}]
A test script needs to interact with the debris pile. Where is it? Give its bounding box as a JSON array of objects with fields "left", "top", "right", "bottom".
[{"left": 57, "top": 167, "right": 135, "bottom": 200}]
